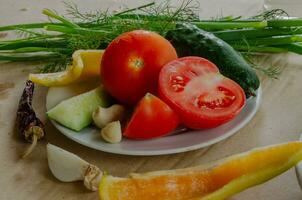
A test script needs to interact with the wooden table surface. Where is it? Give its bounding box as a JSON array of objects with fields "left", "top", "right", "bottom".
[{"left": 1, "top": 0, "right": 302, "bottom": 199}]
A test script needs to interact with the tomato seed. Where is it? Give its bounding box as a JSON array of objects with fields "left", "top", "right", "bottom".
[
  {"left": 194, "top": 87, "right": 237, "bottom": 109},
  {"left": 175, "top": 76, "right": 184, "bottom": 81},
  {"left": 172, "top": 84, "right": 184, "bottom": 92},
  {"left": 170, "top": 75, "right": 187, "bottom": 92}
]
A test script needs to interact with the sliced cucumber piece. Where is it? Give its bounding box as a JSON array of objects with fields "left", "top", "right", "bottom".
[{"left": 47, "top": 87, "right": 111, "bottom": 131}]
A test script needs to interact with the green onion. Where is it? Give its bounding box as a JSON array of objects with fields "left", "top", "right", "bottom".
[
  {"left": 213, "top": 28, "right": 302, "bottom": 41},
  {"left": 0, "top": 47, "right": 70, "bottom": 53},
  {"left": 232, "top": 45, "right": 287, "bottom": 53},
  {"left": 281, "top": 43, "right": 302, "bottom": 55},
  {"left": 0, "top": 52, "right": 64, "bottom": 62},
  {"left": 0, "top": 23, "right": 56, "bottom": 31},
  {"left": 0, "top": 1, "right": 301, "bottom": 77},
  {"left": 44, "top": 25, "right": 76, "bottom": 34},
  {"left": 267, "top": 19, "right": 302, "bottom": 28},
  {"left": 194, "top": 21, "right": 268, "bottom": 30},
  {"left": 230, "top": 35, "right": 302, "bottom": 47},
  {"left": 42, "top": 9, "right": 80, "bottom": 28},
  {"left": 45, "top": 25, "right": 109, "bottom": 35},
  {"left": 0, "top": 39, "right": 67, "bottom": 50}
]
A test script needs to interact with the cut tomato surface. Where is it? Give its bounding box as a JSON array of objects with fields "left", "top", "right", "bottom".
[
  {"left": 159, "top": 56, "right": 246, "bottom": 129},
  {"left": 123, "top": 93, "right": 179, "bottom": 140}
]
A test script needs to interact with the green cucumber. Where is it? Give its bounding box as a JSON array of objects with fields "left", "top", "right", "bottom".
[
  {"left": 165, "top": 23, "right": 260, "bottom": 97},
  {"left": 47, "top": 87, "right": 111, "bottom": 131}
]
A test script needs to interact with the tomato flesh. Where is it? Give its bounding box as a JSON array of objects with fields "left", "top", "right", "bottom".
[
  {"left": 101, "top": 30, "right": 177, "bottom": 105},
  {"left": 159, "top": 56, "right": 246, "bottom": 129},
  {"left": 123, "top": 93, "right": 179, "bottom": 139}
]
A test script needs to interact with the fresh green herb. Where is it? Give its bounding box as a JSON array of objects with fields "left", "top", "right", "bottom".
[
  {"left": 234, "top": 45, "right": 287, "bottom": 53},
  {"left": 243, "top": 54, "right": 282, "bottom": 79},
  {"left": 0, "top": 52, "right": 65, "bottom": 62},
  {"left": 249, "top": 9, "right": 289, "bottom": 20},
  {"left": 38, "top": 60, "right": 70, "bottom": 73},
  {"left": 213, "top": 27, "right": 302, "bottom": 41},
  {"left": 0, "top": 1, "right": 301, "bottom": 79},
  {"left": 230, "top": 35, "right": 302, "bottom": 47}
]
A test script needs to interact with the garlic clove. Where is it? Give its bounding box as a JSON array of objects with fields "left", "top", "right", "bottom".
[
  {"left": 47, "top": 143, "right": 89, "bottom": 182},
  {"left": 84, "top": 164, "right": 103, "bottom": 191},
  {"left": 92, "top": 104, "right": 125, "bottom": 128},
  {"left": 101, "top": 121, "right": 122, "bottom": 144},
  {"left": 47, "top": 144, "right": 103, "bottom": 191}
]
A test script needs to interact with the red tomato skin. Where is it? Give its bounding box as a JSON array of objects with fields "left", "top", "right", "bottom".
[
  {"left": 123, "top": 93, "right": 179, "bottom": 140},
  {"left": 158, "top": 57, "right": 246, "bottom": 129},
  {"left": 101, "top": 30, "right": 178, "bottom": 105}
]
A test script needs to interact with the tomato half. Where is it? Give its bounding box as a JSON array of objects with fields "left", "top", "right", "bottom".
[
  {"left": 101, "top": 30, "right": 178, "bottom": 105},
  {"left": 159, "top": 56, "right": 246, "bottom": 129},
  {"left": 123, "top": 93, "right": 179, "bottom": 140}
]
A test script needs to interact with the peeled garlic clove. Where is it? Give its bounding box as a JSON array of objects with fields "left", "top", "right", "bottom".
[
  {"left": 92, "top": 104, "right": 125, "bottom": 128},
  {"left": 101, "top": 121, "right": 122, "bottom": 144},
  {"left": 47, "top": 143, "right": 89, "bottom": 182}
]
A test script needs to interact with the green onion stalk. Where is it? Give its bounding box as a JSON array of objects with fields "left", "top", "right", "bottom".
[{"left": 0, "top": 1, "right": 302, "bottom": 76}]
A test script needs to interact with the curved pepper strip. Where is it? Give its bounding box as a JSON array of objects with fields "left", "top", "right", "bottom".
[
  {"left": 99, "top": 142, "right": 302, "bottom": 200},
  {"left": 29, "top": 50, "right": 104, "bottom": 87}
]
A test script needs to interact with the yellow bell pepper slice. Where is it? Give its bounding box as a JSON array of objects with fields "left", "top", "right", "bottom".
[
  {"left": 29, "top": 50, "right": 104, "bottom": 87},
  {"left": 99, "top": 142, "right": 302, "bottom": 200}
]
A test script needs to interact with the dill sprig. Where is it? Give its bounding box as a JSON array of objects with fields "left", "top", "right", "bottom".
[
  {"left": 68, "top": 33, "right": 102, "bottom": 50},
  {"left": 64, "top": 1, "right": 110, "bottom": 24},
  {"left": 251, "top": 64, "right": 281, "bottom": 79},
  {"left": 37, "top": 1, "right": 190, "bottom": 72},
  {"left": 15, "top": 28, "right": 48, "bottom": 38},
  {"left": 249, "top": 9, "right": 289, "bottom": 20},
  {"left": 243, "top": 53, "right": 281, "bottom": 79},
  {"left": 0, "top": 1, "right": 301, "bottom": 79},
  {"left": 38, "top": 59, "right": 70, "bottom": 73},
  {"left": 234, "top": 38, "right": 281, "bottom": 78}
]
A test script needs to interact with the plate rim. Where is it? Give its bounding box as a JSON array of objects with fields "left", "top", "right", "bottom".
[{"left": 50, "top": 86, "right": 262, "bottom": 156}]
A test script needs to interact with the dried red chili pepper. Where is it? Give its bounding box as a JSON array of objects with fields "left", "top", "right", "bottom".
[{"left": 17, "top": 80, "right": 45, "bottom": 158}]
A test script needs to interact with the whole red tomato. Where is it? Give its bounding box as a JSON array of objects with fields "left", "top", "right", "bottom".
[{"left": 101, "top": 30, "right": 178, "bottom": 105}]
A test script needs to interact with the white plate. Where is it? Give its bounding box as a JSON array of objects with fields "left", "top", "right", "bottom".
[{"left": 47, "top": 85, "right": 261, "bottom": 156}]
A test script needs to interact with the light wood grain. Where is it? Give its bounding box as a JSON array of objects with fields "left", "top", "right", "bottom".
[{"left": 0, "top": 0, "right": 302, "bottom": 200}]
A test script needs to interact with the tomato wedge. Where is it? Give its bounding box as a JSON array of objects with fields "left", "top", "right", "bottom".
[
  {"left": 159, "top": 56, "right": 246, "bottom": 129},
  {"left": 123, "top": 93, "right": 179, "bottom": 140}
]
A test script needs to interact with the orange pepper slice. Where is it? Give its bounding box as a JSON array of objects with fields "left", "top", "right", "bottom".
[
  {"left": 29, "top": 50, "right": 103, "bottom": 87},
  {"left": 99, "top": 142, "right": 302, "bottom": 200}
]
